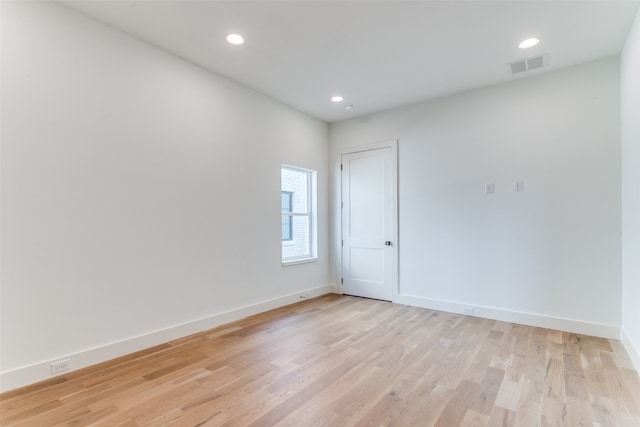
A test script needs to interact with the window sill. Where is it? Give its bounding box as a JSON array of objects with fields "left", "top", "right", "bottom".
[{"left": 282, "top": 257, "right": 317, "bottom": 267}]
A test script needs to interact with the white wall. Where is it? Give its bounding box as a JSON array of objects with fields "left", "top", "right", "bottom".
[
  {"left": 0, "top": 1, "right": 329, "bottom": 391},
  {"left": 330, "top": 58, "right": 621, "bottom": 338},
  {"left": 621, "top": 8, "right": 640, "bottom": 372}
]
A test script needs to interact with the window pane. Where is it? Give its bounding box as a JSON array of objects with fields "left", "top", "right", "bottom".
[
  {"left": 282, "top": 215, "right": 309, "bottom": 259},
  {"left": 281, "top": 168, "right": 308, "bottom": 214},
  {"left": 281, "top": 191, "right": 293, "bottom": 213},
  {"left": 281, "top": 215, "right": 292, "bottom": 241}
]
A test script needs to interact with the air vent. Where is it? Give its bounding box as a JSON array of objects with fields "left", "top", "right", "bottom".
[{"left": 508, "top": 54, "right": 547, "bottom": 75}]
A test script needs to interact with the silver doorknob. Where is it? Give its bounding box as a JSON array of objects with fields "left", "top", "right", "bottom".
[{"left": 385, "top": 241, "right": 392, "bottom": 246}]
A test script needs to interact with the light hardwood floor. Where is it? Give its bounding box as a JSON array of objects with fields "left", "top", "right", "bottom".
[{"left": 1, "top": 294, "right": 640, "bottom": 426}]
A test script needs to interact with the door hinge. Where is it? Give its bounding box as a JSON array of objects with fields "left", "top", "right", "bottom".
[
  {"left": 341, "top": 201, "right": 343, "bottom": 208},
  {"left": 341, "top": 278, "right": 343, "bottom": 284},
  {"left": 341, "top": 164, "right": 343, "bottom": 170},
  {"left": 341, "top": 240, "right": 344, "bottom": 246}
]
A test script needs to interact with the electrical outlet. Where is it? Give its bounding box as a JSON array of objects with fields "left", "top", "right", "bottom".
[
  {"left": 515, "top": 181, "right": 524, "bottom": 191},
  {"left": 51, "top": 359, "right": 70, "bottom": 374},
  {"left": 462, "top": 306, "right": 475, "bottom": 315},
  {"left": 485, "top": 183, "right": 495, "bottom": 194}
]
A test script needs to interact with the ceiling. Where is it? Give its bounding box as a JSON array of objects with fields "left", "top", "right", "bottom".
[{"left": 60, "top": 1, "right": 638, "bottom": 123}]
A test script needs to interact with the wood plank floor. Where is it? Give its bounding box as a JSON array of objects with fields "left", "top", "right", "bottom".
[{"left": 2, "top": 294, "right": 640, "bottom": 426}]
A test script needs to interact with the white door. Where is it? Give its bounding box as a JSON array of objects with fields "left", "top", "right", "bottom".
[{"left": 341, "top": 144, "right": 397, "bottom": 301}]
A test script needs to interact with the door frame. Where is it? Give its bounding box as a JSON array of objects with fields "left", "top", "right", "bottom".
[{"left": 340, "top": 139, "right": 399, "bottom": 302}]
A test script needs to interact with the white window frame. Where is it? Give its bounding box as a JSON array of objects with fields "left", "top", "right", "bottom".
[{"left": 281, "top": 164, "right": 317, "bottom": 265}]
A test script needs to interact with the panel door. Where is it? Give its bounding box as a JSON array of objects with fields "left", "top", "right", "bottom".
[{"left": 341, "top": 146, "right": 396, "bottom": 301}]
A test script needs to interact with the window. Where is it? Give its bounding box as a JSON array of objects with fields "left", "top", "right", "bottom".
[{"left": 281, "top": 165, "right": 317, "bottom": 264}]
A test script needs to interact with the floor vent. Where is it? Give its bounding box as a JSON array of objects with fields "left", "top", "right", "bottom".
[{"left": 508, "top": 54, "right": 547, "bottom": 75}]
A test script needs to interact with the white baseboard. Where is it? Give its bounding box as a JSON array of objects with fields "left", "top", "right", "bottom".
[
  {"left": 394, "top": 294, "right": 619, "bottom": 339},
  {"left": 621, "top": 327, "right": 640, "bottom": 373},
  {"left": 329, "top": 284, "right": 342, "bottom": 294},
  {"left": 0, "top": 284, "right": 332, "bottom": 393}
]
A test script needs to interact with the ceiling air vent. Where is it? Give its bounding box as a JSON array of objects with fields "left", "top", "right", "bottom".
[{"left": 508, "top": 54, "right": 547, "bottom": 75}]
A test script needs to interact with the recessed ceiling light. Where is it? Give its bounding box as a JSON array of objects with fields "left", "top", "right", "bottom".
[
  {"left": 226, "top": 34, "right": 244, "bottom": 45},
  {"left": 345, "top": 105, "right": 354, "bottom": 110},
  {"left": 331, "top": 95, "right": 344, "bottom": 103},
  {"left": 518, "top": 38, "right": 540, "bottom": 49}
]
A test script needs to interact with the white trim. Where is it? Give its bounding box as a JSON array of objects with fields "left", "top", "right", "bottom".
[
  {"left": 0, "top": 284, "right": 332, "bottom": 393},
  {"left": 394, "top": 293, "right": 619, "bottom": 339},
  {"left": 621, "top": 327, "right": 640, "bottom": 373},
  {"left": 340, "top": 139, "right": 399, "bottom": 157},
  {"left": 281, "top": 257, "right": 318, "bottom": 267}
]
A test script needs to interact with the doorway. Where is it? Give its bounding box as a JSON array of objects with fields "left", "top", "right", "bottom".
[{"left": 341, "top": 141, "right": 398, "bottom": 301}]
